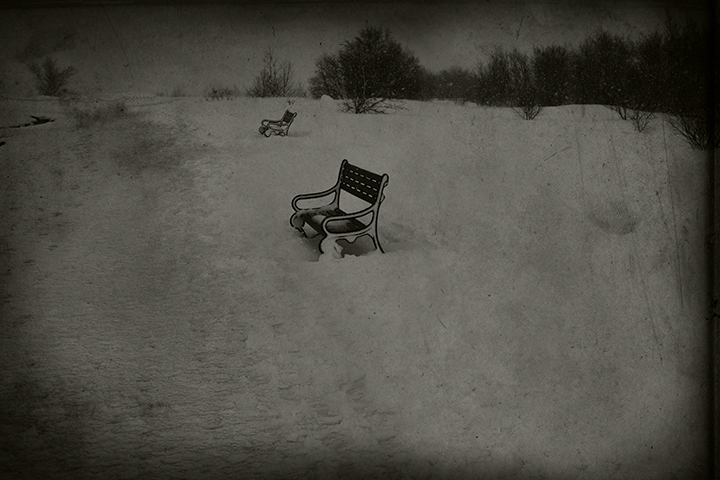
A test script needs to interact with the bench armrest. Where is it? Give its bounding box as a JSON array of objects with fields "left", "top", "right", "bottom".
[
  {"left": 262, "top": 112, "right": 296, "bottom": 126},
  {"left": 291, "top": 185, "right": 340, "bottom": 211},
  {"left": 261, "top": 118, "right": 283, "bottom": 126},
  {"left": 320, "top": 206, "right": 375, "bottom": 233}
]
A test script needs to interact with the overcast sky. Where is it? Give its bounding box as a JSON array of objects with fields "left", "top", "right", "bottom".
[
  {"left": 263, "top": 0, "right": 708, "bottom": 71},
  {"left": 0, "top": 1, "right": 710, "bottom": 94}
]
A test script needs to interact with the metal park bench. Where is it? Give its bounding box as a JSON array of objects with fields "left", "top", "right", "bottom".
[
  {"left": 290, "top": 159, "right": 390, "bottom": 257},
  {"left": 259, "top": 110, "right": 297, "bottom": 137}
]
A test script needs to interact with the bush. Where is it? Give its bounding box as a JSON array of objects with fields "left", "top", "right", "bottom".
[
  {"left": 628, "top": 109, "right": 654, "bottom": 132},
  {"left": 572, "top": 30, "right": 633, "bottom": 107},
  {"left": 613, "top": 31, "right": 664, "bottom": 132},
  {"left": 309, "top": 27, "right": 423, "bottom": 113},
  {"left": 72, "top": 101, "right": 128, "bottom": 128},
  {"left": 507, "top": 49, "right": 542, "bottom": 119},
  {"left": 475, "top": 48, "right": 512, "bottom": 106},
  {"left": 28, "top": 57, "right": 76, "bottom": 96},
  {"left": 474, "top": 48, "right": 541, "bottom": 118},
  {"left": 628, "top": 30, "right": 666, "bottom": 113},
  {"left": 247, "top": 47, "right": 304, "bottom": 98},
  {"left": 308, "top": 54, "right": 346, "bottom": 99},
  {"left": 566, "top": 17, "right": 713, "bottom": 137},
  {"left": 660, "top": 16, "right": 716, "bottom": 148},
  {"left": 532, "top": 44, "right": 571, "bottom": 106},
  {"left": 668, "top": 109, "right": 719, "bottom": 150},
  {"left": 433, "top": 66, "right": 476, "bottom": 104},
  {"left": 157, "top": 86, "right": 187, "bottom": 97},
  {"left": 205, "top": 86, "right": 238, "bottom": 101},
  {"left": 415, "top": 67, "right": 440, "bottom": 102},
  {"left": 661, "top": 16, "right": 709, "bottom": 115}
]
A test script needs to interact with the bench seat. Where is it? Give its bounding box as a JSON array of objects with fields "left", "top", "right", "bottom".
[{"left": 300, "top": 208, "right": 368, "bottom": 234}]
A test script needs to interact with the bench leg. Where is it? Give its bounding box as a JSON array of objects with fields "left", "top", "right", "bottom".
[
  {"left": 289, "top": 213, "right": 306, "bottom": 236},
  {"left": 376, "top": 236, "right": 385, "bottom": 253},
  {"left": 371, "top": 225, "right": 385, "bottom": 253},
  {"left": 372, "top": 234, "right": 385, "bottom": 253},
  {"left": 319, "top": 236, "right": 342, "bottom": 258}
]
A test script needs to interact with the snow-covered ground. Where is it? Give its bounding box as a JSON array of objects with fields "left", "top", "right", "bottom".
[{"left": 0, "top": 96, "right": 709, "bottom": 479}]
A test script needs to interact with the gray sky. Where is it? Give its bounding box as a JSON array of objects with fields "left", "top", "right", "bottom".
[
  {"left": 0, "top": 1, "right": 710, "bottom": 94},
  {"left": 169, "top": 0, "right": 708, "bottom": 77}
]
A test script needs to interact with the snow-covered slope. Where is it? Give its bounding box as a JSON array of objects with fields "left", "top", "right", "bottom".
[{"left": 0, "top": 96, "right": 709, "bottom": 479}]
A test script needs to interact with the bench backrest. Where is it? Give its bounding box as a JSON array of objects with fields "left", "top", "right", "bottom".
[
  {"left": 338, "top": 160, "right": 387, "bottom": 205},
  {"left": 281, "top": 110, "right": 296, "bottom": 124}
]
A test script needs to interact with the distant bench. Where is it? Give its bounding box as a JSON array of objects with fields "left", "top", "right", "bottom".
[
  {"left": 259, "top": 110, "right": 297, "bottom": 137},
  {"left": 290, "top": 159, "right": 390, "bottom": 257}
]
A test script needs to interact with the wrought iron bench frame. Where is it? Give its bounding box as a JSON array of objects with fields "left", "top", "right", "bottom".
[
  {"left": 290, "top": 159, "right": 390, "bottom": 256},
  {"left": 259, "top": 110, "right": 297, "bottom": 137}
]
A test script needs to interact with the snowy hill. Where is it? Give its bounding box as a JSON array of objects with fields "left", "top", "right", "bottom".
[{"left": 0, "top": 95, "right": 709, "bottom": 479}]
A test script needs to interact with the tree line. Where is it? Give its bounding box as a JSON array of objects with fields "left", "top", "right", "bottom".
[
  {"left": 23, "top": 14, "right": 716, "bottom": 149},
  {"left": 250, "top": 15, "right": 715, "bottom": 148}
]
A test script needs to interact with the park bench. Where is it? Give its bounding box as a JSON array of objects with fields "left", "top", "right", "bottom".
[
  {"left": 259, "top": 110, "right": 297, "bottom": 137},
  {"left": 290, "top": 159, "right": 390, "bottom": 257}
]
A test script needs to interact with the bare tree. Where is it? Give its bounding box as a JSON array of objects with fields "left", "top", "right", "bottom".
[
  {"left": 532, "top": 44, "right": 571, "bottom": 106},
  {"left": 28, "top": 57, "right": 76, "bottom": 96},
  {"left": 507, "top": 49, "right": 542, "bottom": 120},
  {"left": 475, "top": 48, "right": 512, "bottom": 107},
  {"left": 309, "top": 27, "right": 422, "bottom": 113},
  {"left": 668, "top": 109, "right": 719, "bottom": 150},
  {"left": 308, "top": 54, "right": 345, "bottom": 99},
  {"left": 661, "top": 16, "right": 717, "bottom": 149},
  {"left": 246, "top": 47, "right": 304, "bottom": 98},
  {"left": 434, "top": 66, "right": 476, "bottom": 104}
]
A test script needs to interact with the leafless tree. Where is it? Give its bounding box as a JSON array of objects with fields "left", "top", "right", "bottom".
[{"left": 246, "top": 47, "right": 304, "bottom": 98}]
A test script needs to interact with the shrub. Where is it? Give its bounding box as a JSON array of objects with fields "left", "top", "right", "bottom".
[
  {"left": 572, "top": 29, "right": 633, "bottom": 107},
  {"left": 247, "top": 47, "right": 304, "bottom": 98},
  {"left": 308, "top": 54, "right": 346, "bottom": 99},
  {"left": 309, "top": 27, "right": 423, "bottom": 113},
  {"left": 507, "top": 49, "right": 542, "bottom": 119},
  {"left": 433, "top": 66, "right": 476, "bottom": 104},
  {"left": 660, "top": 16, "right": 716, "bottom": 148},
  {"left": 72, "top": 101, "right": 128, "bottom": 128},
  {"left": 158, "top": 86, "right": 187, "bottom": 97},
  {"left": 28, "top": 57, "right": 76, "bottom": 96},
  {"left": 668, "top": 109, "right": 719, "bottom": 150},
  {"left": 532, "top": 44, "right": 571, "bottom": 106},
  {"left": 628, "top": 30, "right": 666, "bottom": 113},
  {"left": 610, "top": 31, "right": 664, "bottom": 132},
  {"left": 415, "top": 66, "right": 438, "bottom": 102},
  {"left": 205, "top": 86, "right": 238, "bottom": 101},
  {"left": 628, "top": 109, "right": 654, "bottom": 132},
  {"left": 475, "top": 48, "right": 512, "bottom": 106},
  {"left": 661, "top": 16, "right": 709, "bottom": 114}
]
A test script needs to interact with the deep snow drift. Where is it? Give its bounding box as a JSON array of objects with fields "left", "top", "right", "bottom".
[{"left": 0, "top": 95, "right": 709, "bottom": 479}]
